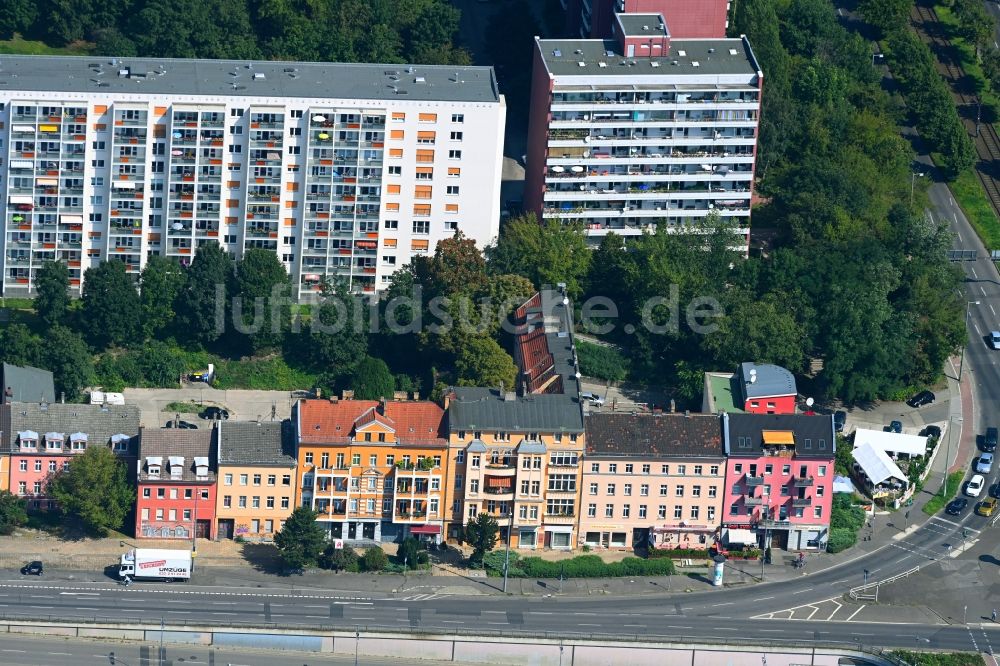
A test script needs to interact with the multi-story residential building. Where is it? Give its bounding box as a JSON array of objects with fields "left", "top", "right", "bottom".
[
  {"left": 581, "top": 412, "right": 724, "bottom": 550},
  {"left": 722, "top": 413, "right": 835, "bottom": 552},
  {"left": 135, "top": 428, "right": 217, "bottom": 540},
  {"left": 295, "top": 398, "right": 448, "bottom": 544},
  {"left": 0, "top": 55, "right": 506, "bottom": 298},
  {"left": 511, "top": 287, "right": 577, "bottom": 395},
  {"left": 564, "top": 0, "right": 730, "bottom": 40},
  {"left": 703, "top": 362, "right": 797, "bottom": 415},
  {"left": 215, "top": 420, "right": 296, "bottom": 541},
  {"left": 445, "top": 388, "right": 586, "bottom": 549},
  {"left": 5, "top": 401, "right": 140, "bottom": 509},
  {"left": 524, "top": 16, "right": 762, "bottom": 245}
]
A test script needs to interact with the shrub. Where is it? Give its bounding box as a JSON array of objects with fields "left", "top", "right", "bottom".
[
  {"left": 489, "top": 554, "right": 675, "bottom": 578},
  {"left": 826, "top": 527, "right": 857, "bottom": 554},
  {"left": 647, "top": 548, "right": 710, "bottom": 559},
  {"left": 319, "top": 545, "right": 359, "bottom": 572},
  {"left": 576, "top": 340, "right": 629, "bottom": 382},
  {"left": 396, "top": 537, "right": 422, "bottom": 570},
  {"left": 831, "top": 495, "right": 866, "bottom": 531},
  {"left": 361, "top": 546, "right": 388, "bottom": 572}
]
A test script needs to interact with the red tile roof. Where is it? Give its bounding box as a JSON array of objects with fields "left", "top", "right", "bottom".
[{"left": 298, "top": 399, "right": 446, "bottom": 445}]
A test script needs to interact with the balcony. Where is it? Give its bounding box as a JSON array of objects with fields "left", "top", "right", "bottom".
[
  {"left": 792, "top": 497, "right": 812, "bottom": 508},
  {"left": 745, "top": 475, "right": 765, "bottom": 487},
  {"left": 543, "top": 512, "right": 576, "bottom": 524},
  {"left": 744, "top": 496, "right": 764, "bottom": 506},
  {"left": 793, "top": 476, "right": 814, "bottom": 487},
  {"left": 483, "top": 463, "right": 516, "bottom": 476}
]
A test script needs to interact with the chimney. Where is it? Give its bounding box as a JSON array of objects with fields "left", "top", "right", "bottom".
[
  {"left": 684, "top": 410, "right": 690, "bottom": 418},
  {"left": 60, "top": 391, "right": 65, "bottom": 404},
  {"left": 669, "top": 398, "right": 676, "bottom": 413},
  {"left": 378, "top": 397, "right": 387, "bottom": 414}
]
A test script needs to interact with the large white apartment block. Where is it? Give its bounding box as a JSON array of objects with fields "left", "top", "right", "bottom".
[
  {"left": 524, "top": 14, "right": 762, "bottom": 246},
  {"left": 0, "top": 56, "right": 505, "bottom": 298}
]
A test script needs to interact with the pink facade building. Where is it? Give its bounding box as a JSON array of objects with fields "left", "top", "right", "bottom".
[
  {"left": 136, "top": 428, "right": 217, "bottom": 540},
  {"left": 4, "top": 402, "right": 140, "bottom": 510},
  {"left": 580, "top": 412, "right": 725, "bottom": 551},
  {"left": 722, "top": 413, "right": 834, "bottom": 552},
  {"left": 703, "top": 362, "right": 798, "bottom": 415},
  {"left": 565, "top": 0, "right": 729, "bottom": 40}
]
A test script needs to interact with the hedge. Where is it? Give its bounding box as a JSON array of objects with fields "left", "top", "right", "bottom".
[
  {"left": 485, "top": 553, "right": 675, "bottom": 578},
  {"left": 647, "top": 548, "right": 710, "bottom": 559},
  {"left": 826, "top": 527, "right": 857, "bottom": 554}
]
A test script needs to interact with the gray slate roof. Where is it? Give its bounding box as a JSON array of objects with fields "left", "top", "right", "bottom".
[
  {"left": 0, "top": 56, "right": 500, "bottom": 103},
  {"left": 137, "top": 428, "right": 216, "bottom": 483},
  {"left": 448, "top": 387, "right": 584, "bottom": 433},
  {"left": 7, "top": 402, "right": 140, "bottom": 454},
  {"left": 2, "top": 364, "right": 55, "bottom": 404},
  {"left": 218, "top": 420, "right": 295, "bottom": 467},
  {"left": 724, "top": 413, "right": 835, "bottom": 458},
  {"left": 739, "top": 362, "right": 797, "bottom": 400},
  {"left": 586, "top": 413, "right": 723, "bottom": 458}
]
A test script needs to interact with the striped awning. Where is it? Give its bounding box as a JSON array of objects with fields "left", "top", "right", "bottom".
[{"left": 487, "top": 476, "right": 512, "bottom": 489}]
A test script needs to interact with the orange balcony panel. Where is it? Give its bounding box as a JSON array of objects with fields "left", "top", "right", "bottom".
[
  {"left": 68, "top": 261, "right": 80, "bottom": 267},
  {"left": 178, "top": 247, "right": 192, "bottom": 254},
  {"left": 18, "top": 225, "right": 31, "bottom": 230},
  {"left": 317, "top": 213, "right": 329, "bottom": 219},
  {"left": 47, "top": 171, "right": 59, "bottom": 176},
  {"left": 22, "top": 153, "right": 34, "bottom": 158},
  {"left": 114, "top": 247, "right": 125, "bottom": 252},
  {"left": 120, "top": 157, "right": 129, "bottom": 163},
  {"left": 339, "top": 249, "right": 351, "bottom": 255},
  {"left": 320, "top": 160, "right": 333, "bottom": 166},
  {"left": 207, "top": 231, "right": 219, "bottom": 237},
  {"left": 16, "top": 278, "right": 28, "bottom": 284},
  {"left": 251, "top": 123, "right": 260, "bottom": 128},
  {"left": 129, "top": 138, "right": 138, "bottom": 145},
  {"left": 110, "top": 211, "right": 120, "bottom": 217},
  {"left": 347, "top": 123, "right": 360, "bottom": 129},
  {"left": 74, "top": 135, "right": 85, "bottom": 140},
  {"left": 183, "top": 176, "right": 194, "bottom": 182},
  {"left": 315, "top": 231, "right": 328, "bottom": 237},
  {"left": 344, "top": 177, "right": 356, "bottom": 183},
  {"left": 69, "top": 279, "right": 80, "bottom": 285},
  {"left": 246, "top": 214, "right": 255, "bottom": 219},
  {"left": 372, "top": 142, "right": 384, "bottom": 148},
  {"left": 114, "top": 120, "right": 124, "bottom": 126},
  {"left": 255, "top": 161, "right": 265, "bottom": 166},
  {"left": 270, "top": 196, "right": 280, "bottom": 203},
  {"left": 132, "top": 229, "right": 142, "bottom": 235},
  {"left": 366, "top": 232, "right": 378, "bottom": 239},
  {"left": 255, "top": 178, "right": 264, "bottom": 184},
  {"left": 185, "top": 122, "right": 197, "bottom": 127},
  {"left": 211, "top": 140, "right": 223, "bottom": 147},
  {"left": 266, "top": 142, "right": 275, "bottom": 148},
  {"left": 181, "top": 194, "right": 193, "bottom": 200},
  {"left": 180, "top": 211, "right": 193, "bottom": 218},
  {"left": 43, "top": 243, "right": 55, "bottom": 249},
  {"left": 210, "top": 159, "right": 222, "bottom": 165},
  {"left": 134, "top": 193, "right": 143, "bottom": 199}
]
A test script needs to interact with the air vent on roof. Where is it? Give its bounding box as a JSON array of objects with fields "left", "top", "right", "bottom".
[
  {"left": 253, "top": 72, "right": 265, "bottom": 80},
  {"left": 605, "top": 50, "right": 615, "bottom": 57},
  {"left": 729, "top": 48, "right": 738, "bottom": 56},
  {"left": 672, "top": 60, "right": 679, "bottom": 66},
  {"left": 577, "top": 61, "right": 586, "bottom": 67},
  {"left": 88, "top": 62, "right": 100, "bottom": 68},
  {"left": 98, "top": 82, "right": 110, "bottom": 87},
  {"left": 692, "top": 61, "right": 700, "bottom": 67},
  {"left": 574, "top": 49, "right": 583, "bottom": 55},
  {"left": 677, "top": 50, "right": 686, "bottom": 57},
  {"left": 289, "top": 73, "right": 299, "bottom": 79},
  {"left": 553, "top": 49, "right": 562, "bottom": 57},
  {"left": 284, "top": 67, "right": 296, "bottom": 73},
  {"left": 651, "top": 61, "right": 660, "bottom": 67},
  {"left": 598, "top": 61, "right": 607, "bottom": 68},
  {"left": 414, "top": 76, "right": 425, "bottom": 83},
  {"left": 642, "top": 25, "right": 649, "bottom": 30},
  {"left": 708, "top": 48, "right": 715, "bottom": 53},
  {"left": 118, "top": 68, "right": 129, "bottom": 78},
  {"left": 406, "top": 66, "right": 415, "bottom": 74}
]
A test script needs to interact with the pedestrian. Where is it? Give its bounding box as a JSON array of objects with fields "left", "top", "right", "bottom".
[{"left": 992, "top": 608, "right": 997, "bottom": 623}]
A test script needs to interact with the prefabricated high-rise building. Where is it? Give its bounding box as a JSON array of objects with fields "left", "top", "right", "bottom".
[
  {"left": 524, "top": 12, "right": 762, "bottom": 245},
  {"left": 0, "top": 56, "right": 506, "bottom": 298}
]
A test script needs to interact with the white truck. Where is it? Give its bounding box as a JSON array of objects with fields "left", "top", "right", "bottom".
[{"left": 119, "top": 548, "right": 192, "bottom": 582}]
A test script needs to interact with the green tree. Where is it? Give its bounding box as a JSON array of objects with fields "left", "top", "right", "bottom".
[
  {"left": 464, "top": 511, "right": 499, "bottom": 565},
  {"left": 0, "top": 0, "right": 38, "bottom": 40},
  {"left": 81, "top": 261, "right": 141, "bottom": 350},
  {"left": 455, "top": 337, "right": 517, "bottom": 390},
  {"left": 488, "top": 216, "right": 591, "bottom": 300},
  {"left": 308, "top": 277, "right": 368, "bottom": 375},
  {"left": 139, "top": 255, "right": 186, "bottom": 341},
  {"left": 234, "top": 248, "right": 291, "bottom": 353},
  {"left": 0, "top": 490, "right": 28, "bottom": 535},
  {"left": 857, "top": 0, "right": 912, "bottom": 36},
  {"left": 136, "top": 341, "right": 186, "bottom": 387},
  {"left": 351, "top": 356, "right": 395, "bottom": 400},
  {"left": 47, "top": 446, "right": 132, "bottom": 536},
  {"left": 176, "top": 242, "right": 233, "bottom": 346},
  {"left": 318, "top": 544, "right": 359, "bottom": 571},
  {"left": 273, "top": 507, "right": 327, "bottom": 569},
  {"left": 34, "top": 260, "right": 70, "bottom": 327},
  {"left": 397, "top": 536, "right": 421, "bottom": 570},
  {"left": 954, "top": 0, "right": 995, "bottom": 60},
  {"left": 43, "top": 326, "right": 93, "bottom": 402},
  {"left": 361, "top": 545, "right": 388, "bottom": 571},
  {"left": 0, "top": 323, "right": 41, "bottom": 368}
]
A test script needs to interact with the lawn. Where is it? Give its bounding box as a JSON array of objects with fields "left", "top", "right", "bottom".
[
  {"left": 163, "top": 401, "right": 205, "bottom": 414},
  {"left": 946, "top": 168, "right": 1000, "bottom": 249},
  {"left": 0, "top": 34, "right": 94, "bottom": 56},
  {"left": 922, "top": 470, "right": 967, "bottom": 516},
  {"left": 891, "top": 650, "right": 984, "bottom": 666}
]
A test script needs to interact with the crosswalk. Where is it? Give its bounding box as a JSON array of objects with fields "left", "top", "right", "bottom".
[{"left": 750, "top": 596, "right": 864, "bottom": 622}]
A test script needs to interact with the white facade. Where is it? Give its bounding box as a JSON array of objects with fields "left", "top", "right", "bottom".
[
  {"left": 528, "top": 35, "right": 761, "bottom": 244},
  {"left": 0, "top": 57, "right": 505, "bottom": 297}
]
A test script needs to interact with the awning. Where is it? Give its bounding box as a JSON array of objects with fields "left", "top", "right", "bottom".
[
  {"left": 112, "top": 181, "right": 136, "bottom": 189},
  {"left": 39, "top": 125, "right": 59, "bottom": 133},
  {"left": 36, "top": 178, "right": 58, "bottom": 186},
  {"left": 762, "top": 430, "right": 794, "bottom": 445},
  {"left": 723, "top": 528, "right": 756, "bottom": 545},
  {"left": 9, "top": 160, "right": 34, "bottom": 169},
  {"left": 9, "top": 195, "right": 33, "bottom": 205},
  {"left": 544, "top": 525, "right": 574, "bottom": 534},
  {"left": 653, "top": 524, "right": 713, "bottom": 533},
  {"left": 12, "top": 125, "right": 34, "bottom": 133},
  {"left": 409, "top": 525, "right": 441, "bottom": 535},
  {"left": 60, "top": 215, "right": 84, "bottom": 225},
  {"left": 487, "top": 477, "right": 512, "bottom": 489}
]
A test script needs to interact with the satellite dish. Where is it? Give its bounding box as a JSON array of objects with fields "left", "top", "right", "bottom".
[{"left": 806, "top": 397, "right": 814, "bottom": 407}]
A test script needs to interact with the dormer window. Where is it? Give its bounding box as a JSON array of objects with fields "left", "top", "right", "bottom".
[
  {"left": 168, "top": 456, "right": 185, "bottom": 480},
  {"left": 44, "top": 432, "right": 65, "bottom": 450},
  {"left": 110, "top": 434, "right": 129, "bottom": 452},
  {"left": 146, "top": 456, "right": 163, "bottom": 479},
  {"left": 194, "top": 456, "right": 209, "bottom": 480},
  {"left": 70, "top": 432, "right": 88, "bottom": 451},
  {"left": 17, "top": 430, "right": 38, "bottom": 450}
]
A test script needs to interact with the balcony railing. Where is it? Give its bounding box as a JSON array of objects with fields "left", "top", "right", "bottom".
[
  {"left": 793, "top": 476, "right": 814, "bottom": 487},
  {"left": 792, "top": 497, "right": 812, "bottom": 507},
  {"left": 744, "top": 496, "right": 763, "bottom": 506},
  {"left": 745, "top": 475, "right": 765, "bottom": 487}
]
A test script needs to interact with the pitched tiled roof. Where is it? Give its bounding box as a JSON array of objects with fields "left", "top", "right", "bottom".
[
  {"left": 137, "top": 427, "right": 216, "bottom": 482},
  {"left": 298, "top": 399, "right": 446, "bottom": 445},
  {"left": 7, "top": 402, "right": 140, "bottom": 454},
  {"left": 447, "top": 387, "right": 584, "bottom": 433},
  {"left": 218, "top": 420, "right": 295, "bottom": 467},
  {"left": 724, "top": 413, "right": 835, "bottom": 458},
  {"left": 586, "top": 413, "right": 724, "bottom": 458},
  {"left": 2, "top": 364, "right": 55, "bottom": 404},
  {"left": 511, "top": 290, "right": 576, "bottom": 396}
]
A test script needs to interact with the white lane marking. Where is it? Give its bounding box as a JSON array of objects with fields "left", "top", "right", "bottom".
[
  {"left": 440, "top": 620, "right": 464, "bottom": 624},
  {"left": 753, "top": 596, "right": 775, "bottom": 601},
  {"left": 975, "top": 322, "right": 983, "bottom": 336},
  {"left": 711, "top": 602, "right": 734, "bottom": 607},
  {"left": 666, "top": 626, "right": 693, "bottom": 629},
  {"left": 166, "top": 600, "right": 189, "bottom": 604},
  {"left": 846, "top": 605, "right": 867, "bottom": 622},
  {"left": 982, "top": 286, "right": 989, "bottom": 296},
  {"left": 0, "top": 650, "right": 26, "bottom": 653},
  {"left": 623, "top": 624, "right": 646, "bottom": 628},
  {"left": 60, "top": 592, "right": 99, "bottom": 596},
  {"left": 211, "top": 612, "right": 237, "bottom": 615},
  {"left": 76, "top": 607, "right": 100, "bottom": 611},
  {"left": 951, "top": 196, "right": 957, "bottom": 206},
  {"left": 792, "top": 588, "right": 814, "bottom": 594},
  {"left": 47, "top": 652, "right": 72, "bottom": 656},
  {"left": 972, "top": 266, "right": 980, "bottom": 279},
  {"left": 759, "top": 629, "right": 785, "bottom": 633},
  {"left": 29, "top": 605, "right": 53, "bottom": 609},
  {"left": 991, "top": 304, "right": 997, "bottom": 317},
  {"left": 352, "top": 617, "right": 376, "bottom": 620},
  {"left": 578, "top": 623, "right": 602, "bottom": 627}
]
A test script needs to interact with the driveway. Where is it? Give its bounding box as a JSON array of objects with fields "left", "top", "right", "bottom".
[{"left": 123, "top": 387, "right": 298, "bottom": 427}]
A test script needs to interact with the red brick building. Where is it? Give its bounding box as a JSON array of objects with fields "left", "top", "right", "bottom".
[
  {"left": 135, "top": 428, "right": 217, "bottom": 540},
  {"left": 565, "top": 0, "right": 729, "bottom": 40}
]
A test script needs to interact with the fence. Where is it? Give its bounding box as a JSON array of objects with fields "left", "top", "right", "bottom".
[{"left": 848, "top": 566, "right": 920, "bottom": 602}]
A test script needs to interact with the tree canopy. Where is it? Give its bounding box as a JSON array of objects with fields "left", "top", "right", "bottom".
[
  {"left": 274, "top": 507, "right": 327, "bottom": 569},
  {"left": 48, "top": 446, "right": 133, "bottom": 536},
  {"left": 34, "top": 261, "right": 70, "bottom": 328},
  {"left": 81, "top": 260, "right": 141, "bottom": 350}
]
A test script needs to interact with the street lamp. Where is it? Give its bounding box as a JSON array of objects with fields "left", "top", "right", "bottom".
[
  {"left": 910, "top": 171, "right": 925, "bottom": 205},
  {"left": 959, "top": 301, "right": 981, "bottom": 381},
  {"left": 502, "top": 509, "right": 514, "bottom": 593}
]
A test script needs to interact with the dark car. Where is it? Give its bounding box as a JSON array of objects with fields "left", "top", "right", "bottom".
[
  {"left": 165, "top": 420, "right": 198, "bottom": 430},
  {"left": 945, "top": 498, "right": 969, "bottom": 516},
  {"left": 834, "top": 410, "right": 847, "bottom": 432},
  {"left": 888, "top": 421, "right": 903, "bottom": 434},
  {"left": 20, "top": 561, "right": 43, "bottom": 576},
  {"left": 984, "top": 427, "right": 998, "bottom": 452},
  {"left": 990, "top": 483, "right": 1000, "bottom": 499},
  {"left": 906, "top": 390, "right": 935, "bottom": 408},
  {"left": 199, "top": 406, "right": 229, "bottom": 421},
  {"left": 920, "top": 425, "right": 942, "bottom": 440}
]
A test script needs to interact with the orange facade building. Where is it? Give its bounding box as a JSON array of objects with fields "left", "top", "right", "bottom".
[{"left": 294, "top": 399, "right": 449, "bottom": 544}]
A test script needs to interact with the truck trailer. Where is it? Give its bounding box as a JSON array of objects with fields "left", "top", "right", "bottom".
[{"left": 119, "top": 548, "right": 192, "bottom": 582}]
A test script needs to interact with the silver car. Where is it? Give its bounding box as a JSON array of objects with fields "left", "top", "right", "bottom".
[
  {"left": 977, "top": 453, "right": 994, "bottom": 474},
  {"left": 992, "top": 331, "right": 1000, "bottom": 350}
]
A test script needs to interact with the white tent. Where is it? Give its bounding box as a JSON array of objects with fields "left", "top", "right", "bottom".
[
  {"left": 852, "top": 441, "right": 907, "bottom": 486},
  {"left": 853, "top": 428, "right": 927, "bottom": 458}
]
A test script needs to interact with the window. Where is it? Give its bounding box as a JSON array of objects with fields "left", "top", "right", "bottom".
[
  {"left": 156, "top": 509, "right": 163, "bottom": 520},
  {"left": 814, "top": 506, "right": 823, "bottom": 518},
  {"left": 168, "top": 509, "right": 176, "bottom": 521},
  {"left": 818, "top": 465, "right": 827, "bottom": 477},
  {"left": 545, "top": 499, "right": 574, "bottom": 516},
  {"left": 734, "top": 463, "right": 742, "bottom": 473},
  {"left": 675, "top": 486, "right": 684, "bottom": 497},
  {"left": 622, "top": 505, "right": 630, "bottom": 518},
  {"left": 607, "top": 483, "right": 615, "bottom": 496},
  {"left": 448, "top": 149, "right": 462, "bottom": 159},
  {"left": 764, "top": 464, "right": 773, "bottom": 475},
  {"left": 388, "top": 165, "right": 401, "bottom": 176},
  {"left": 588, "top": 503, "right": 597, "bottom": 517},
  {"left": 450, "top": 131, "right": 463, "bottom": 141},
  {"left": 34, "top": 460, "right": 41, "bottom": 472},
  {"left": 352, "top": 453, "right": 361, "bottom": 466},
  {"left": 521, "top": 479, "right": 530, "bottom": 494},
  {"left": 239, "top": 496, "right": 247, "bottom": 508},
  {"left": 446, "top": 185, "right": 459, "bottom": 195},
  {"left": 661, "top": 464, "right": 669, "bottom": 474},
  {"left": 413, "top": 220, "right": 430, "bottom": 233},
  {"left": 471, "top": 455, "right": 480, "bottom": 468},
  {"left": 692, "top": 485, "right": 701, "bottom": 497},
  {"left": 642, "top": 464, "right": 651, "bottom": 474},
  {"left": 694, "top": 465, "right": 703, "bottom": 475},
  {"left": 448, "top": 167, "right": 461, "bottom": 177},
  {"left": 708, "top": 485, "right": 717, "bottom": 498},
  {"left": 659, "top": 484, "right": 668, "bottom": 496},
  {"left": 531, "top": 480, "right": 540, "bottom": 494},
  {"left": 251, "top": 497, "right": 260, "bottom": 509},
  {"left": 640, "top": 484, "right": 649, "bottom": 496},
  {"left": 625, "top": 464, "right": 634, "bottom": 474},
  {"left": 589, "top": 483, "right": 598, "bottom": 495},
  {"left": 674, "top": 505, "right": 683, "bottom": 519},
  {"left": 658, "top": 505, "right": 666, "bottom": 519},
  {"left": 591, "top": 463, "right": 600, "bottom": 473},
  {"left": 253, "top": 474, "right": 261, "bottom": 486},
  {"left": 240, "top": 474, "right": 248, "bottom": 486},
  {"left": 730, "top": 503, "right": 740, "bottom": 515},
  {"left": 157, "top": 488, "right": 165, "bottom": 499},
  {"left": 731, "top": 483, "right": 741, "bottom": 494},
  {"left": 18, "top": 460, "right": 26, "bottom": 472},
  {"left": 624, "top": 484, "right": 632, "bottom": 496},
  {"left": 549, "top": 452, "right": 578, "bottom": 467},
  {"left": 142, "top": 488, "right": 150, "bottom": 498},
  {"left": 677, "top": 465, "right": 686, "bottom": 475},
  {"left": 266, "top": 496, "right": 275, "bottom": 508},
  {"left": 470, "top": 479, "right": 479, "bottom": 493},
  {"left": 816, "top": 485, "right": 825, "bottom": 497},
  {"left": 605, "top": 504, "right": 614, "bottom": 518},
  {"left": 548, "top": 474, "right": 577, "bottom": 492},
  {"left": 638, "top": 505, "right": 647, "bottom": 518},
  {"left": 609, "top": 463, "right": 618, "bottom": 473},
  {"left": 370, "top": 455, "right": 378, "bottom": 467},
  {"left": 169, "top": 488, "right": 177, "bottom": 500},
  {"left": 451, "top": 114, "right": 464, "bottom": 123},
  {"left": 690, "top": 506, "right": 699, "bottom": 520},
  {"left": 224, "top": 473, "right": 233, "bottom": 486},
  {"left": 281, "top": 497, "right": 290, "bottom": 509},
  {"left": 782, "top": 464, "right": 791, "bottom": 475}
]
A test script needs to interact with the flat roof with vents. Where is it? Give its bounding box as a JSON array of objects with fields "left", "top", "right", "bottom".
[
  {"left": 537, "top": 37, "right": 760, "bottom": 79},
  {"left": 0, "top": 55, "right": 500, "bottom": 103},
  {"left": 616, "top": 13, "right": 669, "bottom": 37}
]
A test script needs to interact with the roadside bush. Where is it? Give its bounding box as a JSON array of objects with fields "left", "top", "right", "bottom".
[
  {"left": 826, "top": 527, "right": 857, "bottom": 554},
  {"left": 646, "top": 548, "right": 710, "bottom": 559},
  {"left": 396, "top": 537, "right": 422, "bottom": 570},
  {"left": 361, "top": 546, "right": 388, "bottom": 572},
  {"left": 319, "top": 545, "right": 360, "bottom": 572},
  {"left": 485, "top": 554, "right": 674, "bottom": 578},
  {"left": 831, "top": 495, "right": 866, "bottom": 531}
]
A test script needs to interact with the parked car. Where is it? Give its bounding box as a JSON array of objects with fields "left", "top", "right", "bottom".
[
  {"left": 966, "top": 474, "right": 986, "bottom": 498},
  {"left": 579, "top": 392, "right": 605, "bottom": 407},
  {"left": 906, "top": 390, "right": 935, "bottom": 408},
  {"left": 20, "top": 561, "right": 43, "bottom": 576},
  {"left": 920, "top": 425, "right": 942, "bottom": 440},
  {"left": 977, "top": 498, "right": 998, "bottom": 517},
  {"left": 945, "top": 498, "right": 969, "bottom": 516},
  {"left": 164, "top": 420, "right": 198, "bottom": 430},
  {"left": 985, "top": 427, "right": 998, "bottom": 452},
  {"left": 199, "top": 406, "right": 229, "bottom": 421},
  {"left": 991, "top": 331, "right": 1000, "bottom": 350},
  {"left": 833, "top": 410, "right": 847, "bottom": 432},
  {"left": 888, "top": 421, "right": 903, "bottom": 433},
  {"left": 990, "top": 483, "right": 1000, "bottom": 499},
  {"left": 977, "top": 453, "right": 995, "bottom": 474}
]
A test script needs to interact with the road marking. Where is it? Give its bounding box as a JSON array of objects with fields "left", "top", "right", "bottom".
[
  {"left": 975, "top": 322, "right": 983, "bottom": 336},
  {"left": 972, "top": 266, "right": 980, "bottom": 279},
  {"left": 759, "top": 629, "right": 784, "bottom": 633},
  {"left": 29, "top": 605, "right": 53, "bottom": 609},
  {"left": 47, "top": 652, "right": 72, "bottom": 656},
  {"left": 791, "top": 588, "right": 813, "bottom": 594},
  {"left": 982, "top": 286, "right": 989, "bottom": 297},
  {"left": 753, "top": 596, "right": 775, "bottom": 601},
  {"left": 211, "top": 612, "right": 237, "bottom": 615},
  {"left": 60, "top": 592, "right": 99, "bottom": 596},
  {"left": 0, "top": 650, "right": 25, "bottom": 653},
  {"left": 623, "top": 624, "right": 645, "bottom": 628},
  {"left": 846, "top": 605, "right": 867, "bottom": 622},
  {"left": 711, "top": 602, "right": 734, "bottom": 607},
  {"left": 76, "top": 607, "right": 100, "bottom": 611},
  {"left": 166, "top": 600, "right": 189, "bottom": 604},
  {"left": 352, "top": 617, "right": 375, "bottom": 620},
  {"left": 991, "top": 304, "right": 997, "bottom": 317},
  {"left": 578, "top": 623, "right": 602, "bottom": 627}
]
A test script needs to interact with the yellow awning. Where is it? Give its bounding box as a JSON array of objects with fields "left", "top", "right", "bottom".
[
  {"left": 761, "top": 430, "right": 795, "bottom": 445},
  {"left": 39, "top": 125, "right": 59, "bottom": 132}
]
